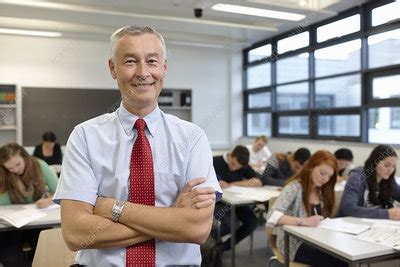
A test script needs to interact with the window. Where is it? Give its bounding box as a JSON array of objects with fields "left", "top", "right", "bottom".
[
  {"left": 318, "top": 115, "right": 360, "bottom": 137},
  {"left": 276, "top": 82, "right": 308, "bottom": 110},
  {"left": 277, "top": 32, "right": 309, "bottom": 54},
  {"left": 372, "top": 1, "right": 400, "bottom": 27},
  {"left": 372, "top": 74, "right": 400, "bottom": 100},
  {"left": 248, "top": 44, "right": 271, "bottom": 62},
  {"left": 247, "top": 63, "right": 271, "bottom": 89},
  {"left": 315, "top": 39, "right": 361, "bottom": 77},
  {"left": 317, "top": 14, "right": 360, "bottom": 43},
  {"left": 276, "top": 53, "right": 309, "bottom": 83},
  {"left": 249, "top": 92, "right": 271, "bottom": 108},
  {"left": 247, "top": 112, "right": 271, "bottom": 136},
  {"left": 368, "top": 29, "right": 400, "bottom": 69},
  {"left": 278, "top": 116, "right": 309, "bottom": 135},
  {"left": 368, "top": 107, "right": 400, "bottom": 144},
  {"left": 315, "top": 74, "right": 361, "bottom": 108}
]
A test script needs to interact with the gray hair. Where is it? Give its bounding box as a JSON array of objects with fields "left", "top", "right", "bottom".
[{"left": 110, "top": 26, "right": 167, "bottom": 62}]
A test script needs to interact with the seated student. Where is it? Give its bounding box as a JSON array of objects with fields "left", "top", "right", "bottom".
[
  {"left": 246, "top": 135, "right": 272, "bottom": 173},
  {"left": 262, "top": 148, "right": 311, "bottom": 186},
  {"left": 213, "top": 145, "right": 261, "bottom": 252},
  {"left": 337, "top": 145, "right": 400, "bottom": 219},
  {"left": 334, "top": 148, "right": 354, "bottom": 182},
  {"left": 0, "top": 143, "right": 59, "bottom": 266},
  {"left": 33, "top": 130, "right": 62, "bottom": 165},
  {"left": 266, "top": 150, "right": 347, "bottom": 267}
]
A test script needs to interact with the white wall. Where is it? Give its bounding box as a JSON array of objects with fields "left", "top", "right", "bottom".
[{"left": 0, "top": 35, "right": 235, "bottom": 148}]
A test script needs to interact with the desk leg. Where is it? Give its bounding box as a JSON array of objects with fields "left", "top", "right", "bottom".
[
  {"left": 231, "top": 205, "right": 236, "bottom": 267},
  {"left": 284, "top": 231, "right": 289, "bottom": 267}
]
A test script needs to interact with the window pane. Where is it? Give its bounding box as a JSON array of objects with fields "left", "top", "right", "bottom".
[
  {"left": 278, "top": 32, "right": 309, "bottom": 54},
  {"left": 372, "top": 74, "right": 400, "bottom": 100},
  {"left": 276, "top": 82, "right": 308, "bottom": 110},
  {"left": 249, "top": 92, "right": 271, "bottom": 108},
  {"left": 372, "top": 2, "right": 400, "bottom": 27},
  {"left": 369, "top": 107, "right": 400, "bottom": 144},
  {"left": 315, "top": 39, "right": 361, "bottom": 77},
  {"left": 278, "top": 116, "right": 309, "bottom": 135},
  {"left": 276, "top": 53, "right": 309, "bottom": 83},
  {"left": 248, "top": 44, "right": 271, "bottom": 62},
  {"left": 317, "top": 15, "right": 360, "bottom": 43},
  {"left": 247, "top": 113, "right": 271, "bottom": 136},
  {"left": 368, "top": 29, "right": 400, "bottom": 68},
  {"left": 247, "top": 63, "right": 271, "bottom": 89},
  {"left": 315, "top": 74, "right": 361, "bottom": 108},
  {"left": 318, "top": 115, "right": 360, "bottom": 136}
]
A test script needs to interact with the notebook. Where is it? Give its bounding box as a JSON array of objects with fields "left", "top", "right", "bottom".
[
  {"left": 0, "top": 208, "right": 47, "bottom": 228},
  {"left": 317, "top": 218, "right": 371, "bottom": 235},
  {"left": 354, "top": 223, "right": 400, "bottom": 250}
]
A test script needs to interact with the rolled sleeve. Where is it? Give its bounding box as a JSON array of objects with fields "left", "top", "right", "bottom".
[{"left": 53, "top": 127, "right": 99, "bottom": 205}]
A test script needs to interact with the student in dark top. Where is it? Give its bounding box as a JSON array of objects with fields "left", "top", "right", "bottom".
[
  {"left": 261, "top": 148, "right": 311, "bottom": 186},
  {"left": 334, "top": 148, "right": 354, "bottom": 182},
  {"left": 213, "top": 145, "right": 260, "bottom": 251},
  {"left": 337, "top": 145, "right": 400, "bottom": 219},
  {"left": 33, "top": 131, "right": 62, "bottom": 165}
]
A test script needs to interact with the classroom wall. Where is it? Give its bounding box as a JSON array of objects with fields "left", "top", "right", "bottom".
[
  {"left": 0, "top": 34, "right": 236, "bottom": 148},
  {"left": 239, "top": 137, "right": 400, "bottom": 176}
]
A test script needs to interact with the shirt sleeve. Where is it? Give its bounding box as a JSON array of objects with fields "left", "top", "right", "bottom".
[
  {"left": 53, "top": 127, "right": 99, "bottom": 205},
  {"left": 38, "top": 160, "right": 58, "bottom": 193},
  {"left": 338, "top": 171, "right": 389, "bottom": 219},
  {"left": 242, "top": 166, "right": 258, "bottom": 179},
  {"left": 185, "top": 127, "right": 222, "bottom": 201}
]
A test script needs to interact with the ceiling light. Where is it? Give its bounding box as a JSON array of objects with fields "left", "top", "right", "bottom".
[
  {"left": 211, "top": 3, "right": 305, "bottom": 21},
  {"left": 0, "top": 28, "right": 62, "bottom": 37}
]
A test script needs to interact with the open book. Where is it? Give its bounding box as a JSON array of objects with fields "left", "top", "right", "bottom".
[
  {"left": 0, "top": 208, "right": 47, "bottom": 228},
  {"left": 317, "top": 218, "right": 371, "bottom": 235},
  {"left": 354, "top": 224, "right": 400, "bottom": 250}
]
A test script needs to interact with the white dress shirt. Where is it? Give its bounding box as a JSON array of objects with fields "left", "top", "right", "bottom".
[{"left": 54, "top": 103, "right": 222, "bottom": 266}]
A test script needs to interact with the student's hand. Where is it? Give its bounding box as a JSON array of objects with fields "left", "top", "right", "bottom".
[
  {"left": 174, "top": 177, "right": 215, "bottom": 209},
  {"left": 388, "top": 208, "right": 400, "bottom": 220},
  {"left": 35, "top": 197, "right": 53, "bottom": 209},
  {"left": 302, "top": 215, "right": 324, "bottom": 227},
  {"left": 219, "top": 180, "right": 230, "bottom": 189}
]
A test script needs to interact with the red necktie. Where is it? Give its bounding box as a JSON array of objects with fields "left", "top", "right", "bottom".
[{"left": 126, "top": 118, "right": 156, "bottom": 267}]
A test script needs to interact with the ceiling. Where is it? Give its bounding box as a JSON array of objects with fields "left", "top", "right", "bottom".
[{"left": 0, "top": 0, "right": 367, "bottom": 50}]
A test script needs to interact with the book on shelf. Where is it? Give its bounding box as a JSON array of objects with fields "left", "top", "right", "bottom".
[
  {"left": 354, "top": 223, "right": 400, "bottom": 250},
  {"left": 0, "top": 208, "right": 47, "bottom": 228}
]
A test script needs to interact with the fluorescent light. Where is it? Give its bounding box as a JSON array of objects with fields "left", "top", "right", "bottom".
[
  {"left": 211, "top": 3, "right": 305, "bottom": 21},
  {"left": 0, "top": 28, "right": 62, "bottom": 37}
]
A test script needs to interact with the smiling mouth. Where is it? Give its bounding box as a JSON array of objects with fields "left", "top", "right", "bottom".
[{"left": 133, "top": 82, "right": 155, "bottom": 88}]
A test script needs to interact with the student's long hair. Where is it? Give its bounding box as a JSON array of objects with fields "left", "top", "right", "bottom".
[
  {"left": 286, "top": 150, "right": 337, "bottom": 217},
  {"left": 364, "top": 145, "right": 397, "bottom": 208},
  {"left": 0, "top": 143, "right": 46, "bottom": 203}
]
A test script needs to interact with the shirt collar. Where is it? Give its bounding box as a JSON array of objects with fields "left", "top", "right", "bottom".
[
  {"left": 117, "top": 102, "right": 160, "bottom": 137},
  {"left": 223, "top": 152, "right": 229, "bottom": 164}
]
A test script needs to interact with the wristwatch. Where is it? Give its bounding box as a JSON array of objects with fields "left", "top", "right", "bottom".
[
  {"left": 111, "top": 200, "right": 125, "bottom": 222},
  {"left": 295, "top": 218, "right": 303, "bottom": 226}
]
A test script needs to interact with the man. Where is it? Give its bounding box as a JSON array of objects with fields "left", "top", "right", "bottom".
[
  {"left": 54, "top": 26, "right": 221, "bottom": 266},
  {"left": 334, "top": 148, "right": 354, "bottom": 182},
  {"left": 213, "top": 145, "right": 261, "bottom": 251},
  {"left": 246, "top": 135, "right": 272, "bottom": 173},
  {"left": 262, "top": 147, "right": 311, "bottom": 186}
]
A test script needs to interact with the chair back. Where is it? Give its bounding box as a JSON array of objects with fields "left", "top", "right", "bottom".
[{"left": 32, "top": 228, "right": 77, "bottom": 267}]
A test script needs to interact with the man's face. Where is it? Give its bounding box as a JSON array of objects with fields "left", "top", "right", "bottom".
[
  {"left": 253, "top": 140, "right": 266, "bottom": 153},
  {"left": 227, "top": 155, "right": 243, "bottom": 171},
  {"left": 337, "top": 159, "right": 351, "bottom": 172},
  {"left": 290, "top": 160, "right": 303, "bottom": 174},
  {"left": 109, "top": 33, "right": 167, "bottom": 112}
]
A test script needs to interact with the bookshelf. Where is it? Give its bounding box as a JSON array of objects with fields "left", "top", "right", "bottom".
[
  {"left": 158, "top": 89, "right": 192, "bottom": 121},
  {"left": 0, "top": 84, "right": 21, "bottom": 145}
]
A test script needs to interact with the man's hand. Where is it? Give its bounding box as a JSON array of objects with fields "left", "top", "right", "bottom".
[
  {"left": 94, "top": 197, "right": 115, "bottom": 220},
  {"left": 219, "top": 180, "right": 230, "bottom": 189},
  {"left": 174, "top": 177, "right": 216, "bottom": 209}
]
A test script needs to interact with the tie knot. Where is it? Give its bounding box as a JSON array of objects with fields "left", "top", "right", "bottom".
[{"left": 134, "top": 118, "right": 147, "bottom": 132}]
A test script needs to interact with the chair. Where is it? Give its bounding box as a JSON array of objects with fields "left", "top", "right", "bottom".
[
  {"left": 266, "top": 197, "right": 309, "bottom": 267},
  {"left": 32, "top": 228, "right": 77, "bottom": 267}
]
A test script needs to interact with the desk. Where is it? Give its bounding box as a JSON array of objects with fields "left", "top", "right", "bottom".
[
  {"left": 0, "top": 205, "right": 61, "bottom": 232},
  {"left": 221, "top": 186, "right": 281, "bottom": 267},
  {"left": 283, "top": 217, "right": 400, "bottom": 267}
]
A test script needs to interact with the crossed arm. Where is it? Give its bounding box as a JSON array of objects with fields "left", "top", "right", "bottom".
[{"left": 61, "top": 178, "right": 216, "bottom": 251}]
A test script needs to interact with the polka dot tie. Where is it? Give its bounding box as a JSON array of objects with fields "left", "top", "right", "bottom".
[{"left": 126, "top": 118, "right": 156, "bottom": 267}]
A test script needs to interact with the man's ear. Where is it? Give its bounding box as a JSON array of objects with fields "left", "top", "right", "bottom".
[{"left": 109, "top": 58, "right": 117, "bottom": 79}]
